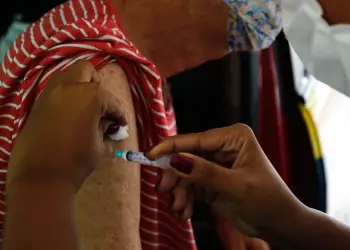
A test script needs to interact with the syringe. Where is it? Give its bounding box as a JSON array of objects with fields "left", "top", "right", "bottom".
[{"left": 114, "top": 150, "right": 171, "bottom": 170}]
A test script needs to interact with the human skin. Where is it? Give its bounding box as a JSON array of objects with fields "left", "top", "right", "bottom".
[
  {"left": 5, "top": 1, "right": 348, "bottom": 250},
  {"left": 4, "top": 1, "right": 227, "bottom": 249},
  {"left": 3, "top": 1, "right": 253, "bottom": 249},
  {"left": 112, "top": 0, "right": 350, "bottom": 80},
  {"left": 72, "top": 1, "right": 228, "bottom": 248},
  {"left": 3, "top": 61, "right": 139, "bottom": 250},
  {"left": 317, "top": 0, "right": 350, "bottom": 25},
  {"left": 77, "top": 2, "right": 267, "bottom": 250},
  {"left": 75, "top": 2, "right": 350, "bottom": 249},
  {"left": 110, "top": 0, "right": 229, "bottom": 78},
  {"left": 75, "top": 63, "right": 142, "bottom": 250},
  {"left": 5, "top": 63, "right": 142, "bottom": 250}
]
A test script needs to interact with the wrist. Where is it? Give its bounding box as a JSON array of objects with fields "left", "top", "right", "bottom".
[
  {"left": 263, "top": 204, "right": 350, "bottom": 250},
  {"left": 263, "top": 203, "right": 316, "bottom": 249},
  {"left": 261, "top": 200, "right": 310, "bottom": 245}
]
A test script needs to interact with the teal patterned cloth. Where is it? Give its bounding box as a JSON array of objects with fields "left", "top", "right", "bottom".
[{"left": 223, "top": 0, "right": 282, "bottom": 51}]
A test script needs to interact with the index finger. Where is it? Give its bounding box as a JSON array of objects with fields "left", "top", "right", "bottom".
[{"left": 146, "top": 127, "right": 232, "bottom": 160}]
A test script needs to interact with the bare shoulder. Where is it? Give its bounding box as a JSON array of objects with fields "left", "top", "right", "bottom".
[{"left": 98, "top": 63, "right": 129, "bottom": 95}]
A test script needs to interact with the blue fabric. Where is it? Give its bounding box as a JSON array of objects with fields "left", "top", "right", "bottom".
[
  {"left": 0, "top": 21, "right": 29, "bottom": 63},
  {"left": 223, "top": 0, "right": 282, "bottom": 51}
]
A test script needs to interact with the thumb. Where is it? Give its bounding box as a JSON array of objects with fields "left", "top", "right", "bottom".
[{"left": 170, "top": 153, "right": 245, "bottom": 196}]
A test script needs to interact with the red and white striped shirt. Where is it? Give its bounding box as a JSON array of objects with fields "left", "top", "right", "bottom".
[{"left": 0, "top": 0, "right": 196, "bottom": 249}]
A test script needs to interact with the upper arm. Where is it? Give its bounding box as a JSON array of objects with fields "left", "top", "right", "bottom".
[{"left": 75, "top": 63, "right": 141, "bottom": 250}]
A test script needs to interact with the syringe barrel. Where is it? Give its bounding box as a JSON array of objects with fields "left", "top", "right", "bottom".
[{"left": 124, "top": 150, "right": 171, "bottom": 170}]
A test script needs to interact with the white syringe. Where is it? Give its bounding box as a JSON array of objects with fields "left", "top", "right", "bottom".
[{"left": 114, "top": 150, "right": 171, "bottom": 170}]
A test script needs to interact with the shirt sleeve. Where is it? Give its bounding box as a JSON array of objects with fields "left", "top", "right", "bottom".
[{"left": 223, "top": 0, "right": 282, "bottom": 51}]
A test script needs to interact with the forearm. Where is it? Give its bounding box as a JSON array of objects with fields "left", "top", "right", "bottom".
[
  {"left": 3, "top": 175, "right": 78, "bottom": 250},
  {"left": 317, "top": 0, "right": 350, "bottom": 24},
  {"left": 266, "top": 207, "right": 350, "bottom": 250}
]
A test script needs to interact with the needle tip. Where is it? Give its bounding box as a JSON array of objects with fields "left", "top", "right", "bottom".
[{"left": 114, "top": 150, "right": 124, "bottom": 158}]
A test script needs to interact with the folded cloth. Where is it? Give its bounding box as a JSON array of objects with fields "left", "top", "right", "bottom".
[
  {"left": 0, "top": 0, "right": 195, "bottom": 249},
  {"left": 224, "top": 0, "right": 282, "bottom": 50}
]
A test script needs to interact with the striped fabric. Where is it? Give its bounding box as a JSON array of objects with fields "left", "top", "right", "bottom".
[{"left": 0, "top": 0, "right": 196, "bottom": 249}]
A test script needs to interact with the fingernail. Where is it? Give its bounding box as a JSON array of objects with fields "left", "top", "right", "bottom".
[
  {"left": 170, "top": 154, "right": 194, "bottom": 175},
  {"left": 119, "top": 116, "right": 127, "bottom": 126}
]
